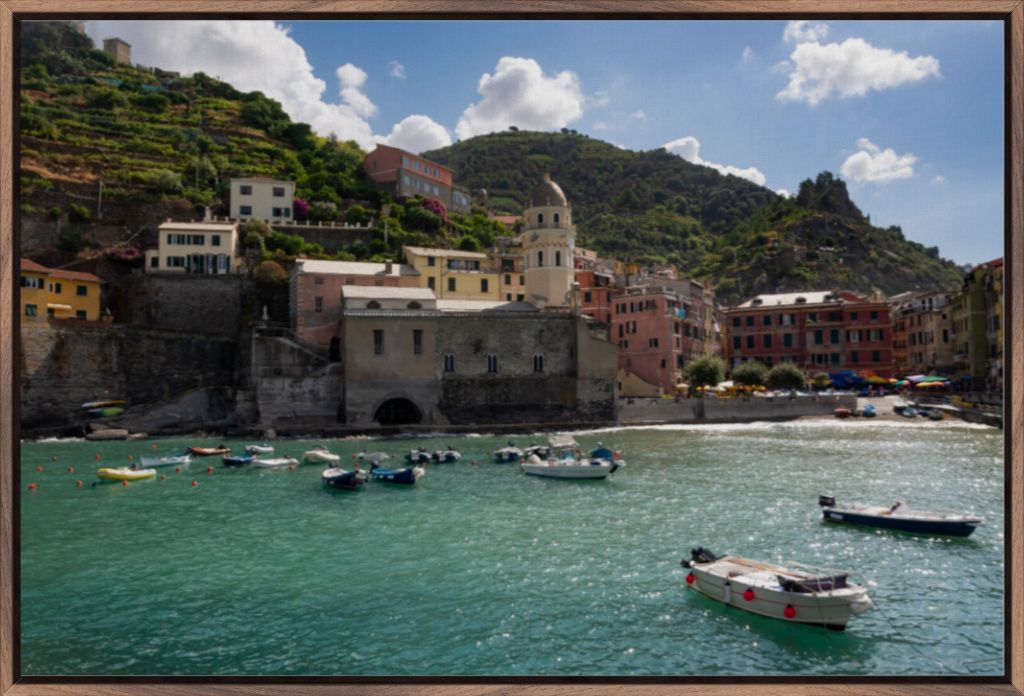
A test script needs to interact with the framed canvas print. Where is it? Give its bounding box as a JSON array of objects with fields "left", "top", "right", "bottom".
[{"left": 0, "top": 2, "right": 1021, "bottom": 695}]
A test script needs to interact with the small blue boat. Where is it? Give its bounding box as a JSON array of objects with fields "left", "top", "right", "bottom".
[
  {"left": 406, "top": 448, "right": 432, "bottom": 464},
  {"left": 819, "top": 495, "right": 982, "bottom": 537},
  {"left": 222, "top": 454, "right": 254, "bottom": 468},
  {"left": 860, "top": 404, "right": 877, "bottom": 418},
  {"left": 370, "top": 463, "right": 425, "bottom": 485},
  {"left": 432, "top": 447, "right": 461, "bottom": 463},
  {"left": 321, "top": 467, "right": 368, "bottom": 491}
]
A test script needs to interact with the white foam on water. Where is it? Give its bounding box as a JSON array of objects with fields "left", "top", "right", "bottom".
[{"left": 29, "top": 436, "right": 86, "bottom": 443}]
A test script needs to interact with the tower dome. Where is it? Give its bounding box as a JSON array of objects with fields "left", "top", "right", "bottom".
[{"left": 531, "top": 173, "right": 568, "bottom": 207}]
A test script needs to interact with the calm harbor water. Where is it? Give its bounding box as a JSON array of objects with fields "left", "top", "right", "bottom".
[{"left": 20, "top": 420, "right": 1003, "bottom": 676}]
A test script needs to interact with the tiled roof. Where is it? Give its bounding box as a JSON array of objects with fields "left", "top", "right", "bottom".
[
  {"left": 20, "top": 258, "right": 49, "bottom": 274},
  {"left": 436, "top": 300, "right": 536, "bottom": 313},
  {"left": 341, "top": 285, "right": 436, "bottom": 300},
  {"left": 404, "top": 245, "right": 489, "bottom": 260},
  {"left": 735, "top": 291, "right": 839, "bottom": 308},
  {"left": 297, "top": 260, "right": 419, "bottom": 277},
  {"left": 48, "top": 268, "right": 103, "bottom": 283}
]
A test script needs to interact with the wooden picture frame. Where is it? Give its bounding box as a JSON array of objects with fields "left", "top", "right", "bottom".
[{"left": 1, "top": 2, "right": 1021, "bottom": 695}]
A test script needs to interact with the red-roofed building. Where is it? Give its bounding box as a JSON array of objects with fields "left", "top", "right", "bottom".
[
  {"left": 363, "top": 144, "right": 471, "bottom": 213},
  {"left": 19, "top": 258, "right": 105, "bottom": 321}
]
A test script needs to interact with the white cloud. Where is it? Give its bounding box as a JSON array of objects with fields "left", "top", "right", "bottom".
[
  {"left": 931, "top": 175, "right": 947, "bottom": 185},
  {"left": 663, "top": 136, "right": 767, "bottom": 187},
  {"left": 84, "top": 20, "right": 448, "bottom": 153},
  {"left": 592, "top": 121, "right": 610, "bottom": 131},
  {"left": 776, "top": 188, "right": 792, "bottom": 198},
  {"left": 629, "top": 110, "right": 647, "bottom": 121},
  {"left": 840, "top": 138, "right": 917, "bottom": 183},
  {"left": 784, "top": 20, "right": 829, "bottom": 44},
  {"left": 381, "top": 115, "right": 452, "bottom": 153},
  {"left": 777, "top": 37, "right": 940, "bottom": 106},
  {"left": 589, "top": 90, "right": 611, "bottom": 107},
  {"left": 336, "top": 63, "right": 377, "bottom": 118},
  {"left": 741, "top": 45, "right": 755, "bottom": 62},
  {"left": 388, "top": 60, "right": 406, "bottom": 79},
  {"left": 455, "top": 57, "right": 585, "bottom": 139}
]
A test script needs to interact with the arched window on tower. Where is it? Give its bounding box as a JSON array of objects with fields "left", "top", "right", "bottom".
[
  {"left": 537, "top": 213, "right": 544, "bottom": 224},
  {"left": 555, "top": 251, "right": 562, "bottom": 267},
  {"left": 554, "top": 213, "right": 560, "bottom": 224},
  {"left": 538, "top": 251, "right": 544, "bottom": 267}
]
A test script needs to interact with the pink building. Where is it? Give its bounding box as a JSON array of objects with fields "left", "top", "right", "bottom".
[
  {"left": 611, "top": 289, "right": 689, "bottom": 392},
  {"left": 290, "top": 259, "right": 420, "bottom": 350},
  {"left": 363, "top": 144, "right": 471, "bottom": 213},
  {"left": 576, "top": 269, "right": 618, "bottom": 325}
]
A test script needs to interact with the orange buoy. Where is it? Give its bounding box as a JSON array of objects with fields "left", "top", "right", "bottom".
[
  {"left": 67, "top": 466, "right": 75, "bottom": 473},
  {"left": 160, "top": 474, "right": 167, "bottom": 481},
  {"left": 27, "top": 482, "right": 38, "bottom": 491},
  {"left": 94, "top": 453, "right": 101, "bottom": 461},
  {"left": 75, "top": 480, "right": 83, "bottom": 488},
  {"left": 206, "top": 466, "right": 214, "bottom": 474},
  {"left": 35, "top": 466, "right": 43, "bottom": 473},
  {"left": 191, "top": 480, "right": 199, "bottom": 487},
  {"left": 175, "top": 467, "right": 181, "bottom": 474},
  {"left": 151, "top": 444, "right": 158, "bottom": 449},
  {"left": 121, "top": 480, "right": 129, "bottom": 487}
]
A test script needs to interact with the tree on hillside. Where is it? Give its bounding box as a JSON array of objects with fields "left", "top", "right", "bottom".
[
  {"left": 685, "top": 354, "right": 725, "bottom": 389},
  {"left": 731, "top": 360, "right": 768, "bottom": 386},
  {"left": 766, "top": 363, "right": 806, "bottom": 390}
]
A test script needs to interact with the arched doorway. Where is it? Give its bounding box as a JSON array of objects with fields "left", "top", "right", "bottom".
[{"left": 374, "top": 398, "right": 422, "bottom": 426}]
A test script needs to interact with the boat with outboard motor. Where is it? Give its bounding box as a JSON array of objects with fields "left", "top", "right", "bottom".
[
  {"left": 245, "top": 444, "right": 274, "bottom": 455},
  {"left": 523, "top": 443, "right": 551, "bottom": 459},
  {"left": 494, "top": 442, "right": 523, "bottom": 463},
  {"left": 520, "top": 435, "right": 623, "bottom": 480},
  {"left": 819, "top": 495, "right": 982, "bottom": 537},
  {"left": 356, "top": 450, "right": 389, "bottom": 464},
  {"left": 680, "top": 547, "right": 873, "bottom": 631},
  {"left": 432, "top": 447, "right": 461, "bottom": 463},
  {"left": 303, "top": 447, "right": 340, "bottom": 465},
  {"left": 369, "top": 462, "right": 425, "bottom": 485},
  {"left": 188, "top": 446, "right": 231, "bottom": 457},
  {"left": 222, "top": 454, "right": 254, "bottom": 468},
  {"left": 321, "top": 466, "right": 368, "bottom": 491},
  {"left": 251, "top": 456, "right": 299, "bottom": 469},
  {"left": 406, "top": 448, "right": 432, "bottom": 464},
  {"left": 140, "top": 453, "right": 191, "bottom": 468}
]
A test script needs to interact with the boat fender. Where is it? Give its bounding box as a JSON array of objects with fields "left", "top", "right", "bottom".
[
  {"left": 723, "top": 581, "right": 732, "bottom": 604},
  {"left": 743, "top": 589, "right": 755, "bottom": 602},
  {"left": 784, "top": 604, "right": 796, "bottom": 619},
  {"left": 685, "top": 572, "right": 696, "bottom": 585}
]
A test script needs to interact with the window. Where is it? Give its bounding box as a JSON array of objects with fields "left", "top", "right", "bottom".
[
  {"left": 486, "top": 354, "right": 498, "bottom": 373},
  {"left": 211, "top": 235, "right": 220, "bottom": 247},
  {"left": 481, "top": 279, "right": 489, "bottom": 293},
  {"left": 519, "top": 276, "right": 524, "bottom": 286},
  {"left": 516, "top": 294, "right": 524, "bottom": 302},
  {"left": 746, "top": 316, "right": 754, "bottom": 327},
  {"left": 239, "top": 185, "right": 252, "bottom": 195},
  {"left": 649, "top": 338, "right": 659, "bottom": 348},
  {"left": 505, "top": 274, "right": 512, "bottom": 285},
  {"left": 21, "top": 276, "right": 43, "bottom": 289},
  {"left": 732, "top": 317, "right": 740, "bottom": 327},
  {"left": 443, "top": 353, "right": 455, "bottom": 372},
  {"left": 830, "top": 353, "right": 840, "bottom": 365},
  {"left": 426, "top": 256, "right": 436, "bottom": 268},
  {"left": 783, "top": 333, "right": 793, "bottom": 348},
  {"left": 537, "top": 213, "right": 544, "bottom": 224},
  {"left": 448, "top": 278, "right": 456, "bottom": 292},
  {"left": 76, "top": 310, "right": 87, "bottom": 320},
  {"left": 76, "top": 285, "right": 88, "bottom": 297},
  {"left": 677, "top": 355, "right": 684, "bottom": 368},
  {"left": 506, "top": 293, "right": 512, "bottom": 301},
  {"left": 850, "top": 311, "right": 858, "bottom": 321},
  {"left": 848, "top": 329, "right": 860, "bottom": 342},
  {"left": 240, "top": 205, "right": 252, "bottom": 216},
  {"left": 167, "top": 256, "right": 185, "bottom": 268},
  {"left": 533, "top": 354, "right": 545, "bottom": 373},
  {"left": 809, "top": 313, "right": 818, "bottom": 322},
  {"left": 871, "top": 311, "right": 879, "bottom": 321},
  {"left": 413, "top": 329, "right": 423, "bottom": 355},
  {"left": 408, "top": 301, "right": 422, "bottom": 310},
  {"left": 272, "top": 186, "right": 285, "bottom": 197},
  {"left": 618, "top": 324, "right": 624, "bottom": 338},
  {"left": 828, "top": 311, "right": 840, "bottom": 322},
  {"left": 851, "top": 350, "right": 859, "bottom": 363},
  {"left": 661, "top": 359, "right": 667, "bottom": 368},
  {"left": 555, "top": 251, "right": 561, "bottom": 267},
  {"left": 448, "top": 259, "right": 460, "bottom": 270},
  {"left": 764, "top": 334, "right": 773, "bottom": 348},
  {"left": 373, "top": 330, "right": 384, "bottom": 355},
  {"left": 314, "top": 297, "right": 323, "bottom": 313},
  {"left": 314, "top": 277, "right": 324, "bottom": 286},
  {"left": 746, "top": 336, "right": 754, "bottom": 348},
  {"left": 537, "top": 251, "right": 544, "bottom": 267},
  {"left": 814, "top": 329, "right": 823, "bottom": 345},
  {"left": 733, "top": 336, "right": 741, "bottom": 349},
  {"left": 283, "top": 208, "right": 291, "bottom": 218},
  {"left": 427, "top": 277, "right": 436, "bottom": 290},
  {"left": 872, "top": 350, "right": 881, "bottom": 363},
  {"left": 150, "top": 256, "right": 159, "bottom": 269},
  {"left": 25, "top": 304, "right": 37, "bottom": 316},
  {"left": 763, "top": 314, "right": 771, "bottom": 326},
  {"left": 830, "top": 329, "right": 840, "bottom": 344}
]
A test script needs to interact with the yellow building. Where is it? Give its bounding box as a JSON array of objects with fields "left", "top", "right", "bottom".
[
  {"left": 402, "top": 246, "right": 500, "bottom": 301},
  {"left": 20, "top": 259, "right": 104, "bottom": 321}
]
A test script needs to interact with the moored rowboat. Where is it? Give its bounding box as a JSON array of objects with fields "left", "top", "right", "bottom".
[
  {"left": 189, "top": 446, "right": 231, "bottom": 457},
  {"left": 96, "top": 467, "right": 157, "bottom": 482},
  {"left": 819, "top": 495, "right": 982, "bottom": 537}
]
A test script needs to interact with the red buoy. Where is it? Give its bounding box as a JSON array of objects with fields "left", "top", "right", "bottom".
[
  {"left": 35, "top": 466, "right": 43, "bottom": 473},
  {"left": 27, "top": 483, "right": 38, "bottom": 491},
  {"left": 121, "top": 480, "right": 129, "bottom": 487},
  {"left": 206, "top": 466, "right": 214, "bottom": 474},
  {"left": 784, "top": 604, "right": 796, "bottom": 619},
  {"left": 151, "top": 444, "right": 157, "bottom": 450},
  {"left": 191, "top": 480, "right": 199, "bottom": 487},
  {"left": 95, "top": 453, "right": 100, "bottom": 460},
  {"left": 685, "top": 573, "right": 696, "bottom": 585},
  {"left": 67, "top": 466, "right": 75, "bottom": 473},
  {"left": 76, "top": 480, "right": 83, "bottom": 488},
  {"left": 175, "top": 467, "right": 181, "bottom": 474},
  {"left": 743, "top": 589, "right": 755, "bottom": 602}
]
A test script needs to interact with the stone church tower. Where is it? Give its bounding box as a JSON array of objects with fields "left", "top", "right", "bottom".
[{"left": 522, "top": 173, "right": 575, "bottom": 309}]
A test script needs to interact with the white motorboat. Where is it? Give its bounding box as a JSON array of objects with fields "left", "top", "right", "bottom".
[
  {"left": 356, "top": 450, "right": 390, "bottom": 464},
  {"left": 680, "top": 547, "right": 873, "bottom": 631},
  {"left": 303, "top": 447, "right": 340, "bottom": 464},
  {"left": 520, "top": 435, "right": 622, "bottom": 480},
  {"left": 252, "top": 456, "right": 299, "bottom": 469},
  {"left": 523, "top": 443, "right": 551, "bottom": 459},
  {"left": 245, "top": 444, "right": 274, "bottom": 455},
  {"left": 140, "top": 453, "right": 191, "bottom": 468},
  {"left": 432, "top": 447, "right": 461, "bottom": 463},
  {"left": 494, "top": 442, "right": 524, "bottom": 463}
]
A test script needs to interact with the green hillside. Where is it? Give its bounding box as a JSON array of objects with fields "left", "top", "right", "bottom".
[{"left": 424, "top": 133, "right": 963, "bottom": 302}]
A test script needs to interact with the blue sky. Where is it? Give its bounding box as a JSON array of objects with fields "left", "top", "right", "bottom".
[{"left": 86, "top": 19, "right": 1004, "bottom": 265}]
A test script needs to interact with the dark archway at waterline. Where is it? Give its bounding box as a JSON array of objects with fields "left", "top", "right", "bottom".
[{"left": 374, "top": 398, "right": 422, "bottom": 426}]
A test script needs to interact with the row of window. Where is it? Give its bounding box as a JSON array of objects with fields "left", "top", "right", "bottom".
[
  {"left": 153, "top": 254, "right": 231, "bottom": 273},
  {"left": 401, "top": 157, "right": 443, "bottom": 179},
  {"left": 21, "top": 277, "right": 89, "bottom": 295},
  {"left": 503, "top": 274, "right": 525, "bottom": 286},
  {"left": 401, "top": 174, "right": 442, "bottom": 198},
  {"left": 615, "top": 299, "right": 662, "bottom": 314},
  {"left": 370, "top": 329, "right": 548, "bottom": 373},
  {"left": 731, "top": 310, "right": 882, "bottom": 328},
  {"left": 167, "top": 233, "right": 221, "bottom": 246},
  {"left": 535, "top": 212, "right": 562, "bottom": 224},
  {"left": 533, "top": 250, "right": 563, "bottom": 267},
  {"left": 24, "top": 304, "right": 87, "bottom": 319},
  {"left": 425, "top": 277, "right": 491, "bottom": 293},
  {"left": 238, "top": 206, "right": 291, "bottom": 218},
  {"left": 237, "top": 185, "right": 287, "bottom": 197}
]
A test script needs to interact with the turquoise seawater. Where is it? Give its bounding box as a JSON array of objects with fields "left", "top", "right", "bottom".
[{"left": 19, "top": 420, "right": 1004, "bottom": 676}]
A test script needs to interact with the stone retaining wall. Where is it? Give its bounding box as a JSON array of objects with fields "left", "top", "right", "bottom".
[{"left": 618, "top": 394, "right": 857, "bottom": 424}]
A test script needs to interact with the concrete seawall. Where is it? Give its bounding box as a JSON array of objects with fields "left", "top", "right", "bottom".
[{"left": 618, "top": 394, "right": 858, "bottom": 425}]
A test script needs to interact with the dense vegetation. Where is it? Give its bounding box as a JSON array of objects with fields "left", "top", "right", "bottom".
[{"left": 425, "top": 136, "right": 963, "bottom": 303}]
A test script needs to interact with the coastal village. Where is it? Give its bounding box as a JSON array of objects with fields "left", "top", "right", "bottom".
[{"left": 17, "top": 31, "right": 1003, "bottom": 437}]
